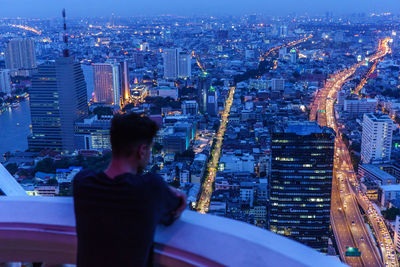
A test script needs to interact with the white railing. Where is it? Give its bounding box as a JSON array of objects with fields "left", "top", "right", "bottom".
[
  {"left": 0, "top": 164, "right": 26, "bottom": 196},
  {"left": 0, "top": 196, "right": 347, "bottom": 267}
]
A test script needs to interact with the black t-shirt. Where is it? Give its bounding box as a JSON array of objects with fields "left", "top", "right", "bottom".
[{"left": 73, "top": 170, "right": 180, "bottom": 267}]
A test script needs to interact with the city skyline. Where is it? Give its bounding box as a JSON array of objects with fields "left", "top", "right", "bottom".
[
  {"left": 1, "top": 0, "right": 400, "bottom": 18},
  {"left": 0, "top": 3, "right": 400, "bottom": 265}
]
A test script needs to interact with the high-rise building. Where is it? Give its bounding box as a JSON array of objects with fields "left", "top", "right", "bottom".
[
  {"left": 5, "top": 38, "right": 37, "bottom": 76},
  {"left": 361, "top": 113, "right": 394, "bottom": 164},
  {"left": 271, "top": 78, "right": 285, "bottom": 92},
  {"left": 74, "top": 115, "right": 111, "bottom": 151},
  {"left": 279, "top": 47, "right": 288, "bottom": 59},
  {"left": 269, "top": 121, "right": 335, "bottom": 252},
  {"left": 248, "top": 14, "right": 257, "bottom": 25},
  {"left": 279, "top": 25, "right": 288, "bottom": 37},
  {"left": 163, "top": 49, "right": 179, "bottom": 79},
  {"left": 197, "top": 73, "right": 211, "bottom": 113},
  {"left": 28, "top": 57, "right": 88, "bottom": 152},
  {"left": 344, "top": 99, "right": 377, "bottom": 115},
  {"left": 0, "top": 69, "right": 11, "bottom": 94},
  {"left": 93, "top": 63, "right": 120, "bottom": 106},
  {"left": 290, "top": 49, "right": 297, "bottom": 64},
  {"left": 133, "top": 52, "right": 145, "bottom": 68},
  {"left": 119, "top": 61, "right": 130, "bottom": 106},
  {"left": 207, "top": 86, "right": 218, "bottom": 116},
  {"left": 163, "top": 48, "right": 191, "bottom": 79},
  {"left": 81, "top": 64, "right": 94, "bottom": 102},
  {"left": 178, "top": 52, "right": 191, "bottom": 78},
  {"left": 182, "top": 100, "right": 198, "bottom": 115}
]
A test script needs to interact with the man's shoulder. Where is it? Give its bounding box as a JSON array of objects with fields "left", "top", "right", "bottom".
[
  {"left": 73, "top": 169, "right": 98, "bottom": 184},
  {"left": 142, "top": 172, "right": 165, "bottom": 186}
]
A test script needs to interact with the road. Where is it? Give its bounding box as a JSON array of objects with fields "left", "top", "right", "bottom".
[
  {"left": 196, "top": 86, "right": 236, "bottom": 214},
  {"left": 353, "top": 59, "right": 381, "bottom": 95},
  {"left": 310, "top": 37, "right": 396, "bottom": 267},
  {"left": 331, "top": 161, "right": 363, "bottom": 267},
  {"left": 259, "top": 34, "right": 313, "bottom": 61}
]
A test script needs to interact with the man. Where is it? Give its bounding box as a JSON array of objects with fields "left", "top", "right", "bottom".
[{"left": 73, "top": 113, "right": 187, "bottom": 267}]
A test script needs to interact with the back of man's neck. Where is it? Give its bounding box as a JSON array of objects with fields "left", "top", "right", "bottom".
[{"left": 104, "top": 160, "right": 137, "bottom": 179}]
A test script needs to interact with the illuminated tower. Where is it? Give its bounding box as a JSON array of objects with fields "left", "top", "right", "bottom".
[
  {"left": 120, "top": 60, "right": 130, "bottom": 106},
  {"left": 197, "top": 72, "right": 211, "bottom": 114},
  {"left": 269, "top": 121, "right": 335, "bottom": 252},
  {"left": 163, "top": 48, "right": 191, "bottom": 79},
  {"left": 93, "top": 63, "right": 121, "bottom": 106},
  {"left": 28, "top": 9, "right": 88, "bottom": 152}
]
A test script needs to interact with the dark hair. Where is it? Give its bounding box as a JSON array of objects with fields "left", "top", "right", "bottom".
[{"left": 110, "top": 113, "right": 159, "bottom": 157}]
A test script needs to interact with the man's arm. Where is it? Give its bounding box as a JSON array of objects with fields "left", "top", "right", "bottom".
[
  {"left": 156, "top": 177, "right": 187, "bottom": 226},
  {"left": 168, "top": 186, "right": 187, "bottom": 219}
]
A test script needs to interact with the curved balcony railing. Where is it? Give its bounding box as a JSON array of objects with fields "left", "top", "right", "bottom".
[{"left": 0, "top": 197, "right": 346, "bottom": 267}]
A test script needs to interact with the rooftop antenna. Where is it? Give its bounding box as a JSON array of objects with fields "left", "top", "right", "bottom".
[{"left": 62, "top": 8, "right": 69, "bottom": 57}]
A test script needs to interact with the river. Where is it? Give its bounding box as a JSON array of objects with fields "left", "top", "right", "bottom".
[{"left": 0, "top": 100, "right": 31, "bottom": 156}]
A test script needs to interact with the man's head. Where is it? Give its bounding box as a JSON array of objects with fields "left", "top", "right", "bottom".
[{"left": 110, "top": 113, "right": 159, "bottom": 173}]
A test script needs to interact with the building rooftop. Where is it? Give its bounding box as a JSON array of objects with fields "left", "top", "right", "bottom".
[
  {"left": 275, "top": 121, "right": 334, "bottom": 136},
  {"left": 364, "top": 113, "right": 392, "bottom": 122},
  {"left": 360, "top": 164, "right": 396, "bottom": 181},
  {"left": 380, "top": 184, "right": 400, "bottom": 192}
]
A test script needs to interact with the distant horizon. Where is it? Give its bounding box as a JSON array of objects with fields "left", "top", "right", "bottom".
[
  {"left": 1, "top": 12, "right": 400, "bottom": 20},
  {"left": 0, "top": 0, "right": 399, "bottom": 18}
]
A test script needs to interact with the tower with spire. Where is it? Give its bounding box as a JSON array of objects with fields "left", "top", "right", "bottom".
[{"left": 28, "top": 9, "right": 88, "bottom": 152}]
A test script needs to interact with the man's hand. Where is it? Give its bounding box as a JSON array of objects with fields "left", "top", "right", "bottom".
[{"left": 169, "top": 186, "right": 187, "bottom": 219}]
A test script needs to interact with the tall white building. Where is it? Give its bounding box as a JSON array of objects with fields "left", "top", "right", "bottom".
[
  {"left": 361, "top": 113, "right": 394, "bottom": 164},
  {"left": 163, "top": 48, "right": 191, "bottom": 79},
  {"left": 178, "top": 52, "right": 191, "bottom": 78},
  {"left": 271, "top": 79, "right": 285, "bottom": 92},
  {"left": 5, "top": 38, "right": 37, "bottom": 76},
  {"left": 163, "top": 49, "right": 178, "bottom": 79},
  {"left": 93, "top": 63, "right": 120, "bottom": 106},
  {"left": 0, "top": 69, "right": 11, "bottom": 94},
  {"left": 279, "top": 25, "right": 288, "bottom": 37}
]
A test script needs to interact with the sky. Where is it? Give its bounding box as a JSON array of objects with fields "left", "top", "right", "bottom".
[{"left": 1, "top": 0, "right": 400, "bottom": 18}]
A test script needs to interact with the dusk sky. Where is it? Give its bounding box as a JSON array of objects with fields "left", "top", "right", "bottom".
[{"left": 1, "top": 0, "right": 400, "bottom": 17}]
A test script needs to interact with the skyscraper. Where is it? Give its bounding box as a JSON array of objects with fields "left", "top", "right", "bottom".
[
  {"left": 269, "top": 121, "right": 335, "bottom": 252},
  {"left": 207, "top": 86, "right": 218, "bottom": 116},
  {"left": 163, "top": 49, "right": 179, "bottom": 79},
  {"left": 81, "top": 64, "right": 94, "bottom": 102},
  {"left": 279, "top": 25, "right": 288, "bottom": 37},
  {"left": 0, "top": 70, "right": 11, "bottom": 94},
  {"left": 163, "top": 48, "right": 191, "bottom": 79},
  {"left": 93, "top": 63, "right": 120, "bottom": 106},
  {"left": 28, "top": 57, "right": 88, "bottom": 152},
  {"left": 5, "top": 38, "right": 37, "bottom": 76},
  {"left": 361, "top": 113, "right": 394, "bottom": 164},
  {"left": 119, "top": 61, "right": 130, "bottom": 106},
  {"left": 133, "top": 53, "right": 145, "bottom": 68},
  {"left": 197, "top": 72, "right": 211, "bottom": 114},
  {"left": 178, "top": 51, "right": 191, "bottom": 78},
  {"left": 290, "top": 49, "right": 297, "bottom": 64}
]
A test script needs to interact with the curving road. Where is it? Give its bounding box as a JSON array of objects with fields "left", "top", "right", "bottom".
[{"left": 310, "top": 37, "right": 396, "bottom": 267}]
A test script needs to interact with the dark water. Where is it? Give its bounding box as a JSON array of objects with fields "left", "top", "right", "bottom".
[{"left": 0, "top": 100, "right": 31, "bottom": 155}]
